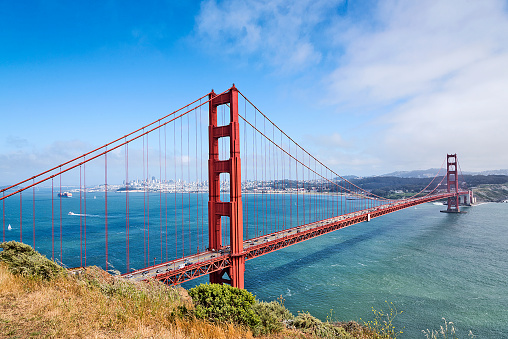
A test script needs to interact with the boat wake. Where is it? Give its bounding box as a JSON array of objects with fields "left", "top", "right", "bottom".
[{"left": 68, "top": 211, "right": 100, "bottom": 217}]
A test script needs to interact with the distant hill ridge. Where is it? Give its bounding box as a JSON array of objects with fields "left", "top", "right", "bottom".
[{"left": 381, "top": 169, "right": 508, "bottom": 178}]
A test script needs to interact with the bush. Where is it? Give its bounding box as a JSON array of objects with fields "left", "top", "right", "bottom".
[
  {"left": 293, "top": 311, "right": 322, "bottom": 330},
  {"left": 362, "top": 301, "right": 403, "bottom": 338},
  {"left": 188, "top": 283, "right": 260, "bottom": 330},
  {"left": 251, "top": 300, "right": 294, "bottom": 335},
  {"left": 0, "top": 241, "right": 65, "bottom": 280},
  {"left": 291, "top": 311, "right": 355, "bottom": 338}
]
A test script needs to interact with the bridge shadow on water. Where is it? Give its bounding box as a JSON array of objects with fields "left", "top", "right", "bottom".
[{"left": 247, "top": 222, "right": 392, "bottom": 286}]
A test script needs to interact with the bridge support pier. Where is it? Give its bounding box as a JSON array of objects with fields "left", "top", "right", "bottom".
[{"left": 208, "top": 85, "right": 245, "bottom": 289}]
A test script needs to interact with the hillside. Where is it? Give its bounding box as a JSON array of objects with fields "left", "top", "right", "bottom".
[
  {"left": 348, "top": 175, "right": 508, "bottom": 202},
  {"left": 471, "top": 184, "right": 508, "bottom": 202},
  {"left": 0, "top": 241, "right": 398, "bottom": 339}
]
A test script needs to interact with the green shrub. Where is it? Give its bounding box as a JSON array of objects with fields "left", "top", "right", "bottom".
[
  {"left": 293, "top": 311, "right": 322, "bottom": 330},
  {"left": 362, "top": 301, "right": 403, "bottom": 338},
  {"left": 251, "top": 300, "right": 294, "bottom": 335},
  {"left": 0, "top": 241, "right": 65, "bottom": 280},
  {"left": 291, "top": 311, "right": 354, "bottom": 338},
  {"left": 188, "top": 283, "right": 260, "bottom": 330}
]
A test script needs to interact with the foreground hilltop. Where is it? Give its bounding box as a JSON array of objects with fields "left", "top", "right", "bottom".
[{"left": 0, "top": 241, "right": 399, "bottom": 338}]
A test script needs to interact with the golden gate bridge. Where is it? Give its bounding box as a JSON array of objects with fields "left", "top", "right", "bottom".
[{"left": 0, "top": 85, "right": 471, "bottom": 289}]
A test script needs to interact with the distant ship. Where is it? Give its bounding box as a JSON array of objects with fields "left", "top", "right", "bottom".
[{"left": 58, "top": 192, "right": 72, "bottom": 198}]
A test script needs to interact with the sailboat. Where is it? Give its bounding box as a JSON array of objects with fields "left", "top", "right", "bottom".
[{"left": 7, "top": 224, "right": 12, "bottom": 231}]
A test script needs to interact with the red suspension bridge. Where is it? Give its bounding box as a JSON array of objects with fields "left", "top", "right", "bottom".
[{"left": 0, "top": 85, "right": 471, "bottom": 289}]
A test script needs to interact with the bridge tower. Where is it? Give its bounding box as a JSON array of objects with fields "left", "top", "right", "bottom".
[
  {"left": 208, "top": 85, "right": 245, "bottom": 288},
  {"left": 446, "top": 154, "right": 460, "bottom": 213}
]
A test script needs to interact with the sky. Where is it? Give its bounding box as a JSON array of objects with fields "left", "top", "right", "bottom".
[{"left": 1, "top": 0, "right": 508, "bottom": 185}]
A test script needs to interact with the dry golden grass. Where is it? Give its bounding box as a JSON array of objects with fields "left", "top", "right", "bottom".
[
  {"left": 0, "top": 263, "right": 389, "bottom": 339},
  {"left": 0, "top": 264, "right": 255, "bottom": 338}
]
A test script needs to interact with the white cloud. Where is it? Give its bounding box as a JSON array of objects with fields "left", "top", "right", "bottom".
[
  {"left": 327, "top": 1, "right": 508, "bottom": 105},
  {"left": 0, "top": 140, "right": 93, "bottom": 185},
  {"left": 325, "top": 0, "right": 508, "bottom": 173},
  {"left": 194, "top": 0, "right": 341, "bottom": 71}
]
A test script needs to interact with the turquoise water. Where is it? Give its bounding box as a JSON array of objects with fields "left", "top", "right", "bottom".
[
  {"left": 2, "top": 191, "right": 507, "bottom": 337},
  {"left": 242, "top": 202, "right": 508, "bottom": 338}
]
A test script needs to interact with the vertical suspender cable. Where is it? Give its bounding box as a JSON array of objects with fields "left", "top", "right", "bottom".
[
  {"left": 296, "top": 146, "right": 298, "bottom": 227},
  {"left": 315, "top": 160, "right": 317, "bottom": 222},
  {"left": 83, "top": 158, "right": 87, "bottom": 267},
  {"left": 181, "top": 115, "right": 184, "bottom": 256},
  {"left": 340, "top": 186, "right": 346, "bottom": 215},
  {"left": 254, "top": 108, "right": 258, "bottom": 236},
  {"left": 51, "top": 178, "right": 54, "bottom": 260},
  {"left": 159, "top": 123, "right": 162, "bottom": 264},
  {"left": 282, "top": 132, "right": 285, "bottom": 231},
  {"left": 244, "top": 100, "right": 248, "bottom": 239},
  {"left": 200, "top": 102, "right": 204, "bottom": 252},
  {"left": 188, "top": 111, "right": 191, "bottom": 254},
  {"left": 59, "top": 167, "right": 62, "bottom": 262},
  {"left": 164, "top": 125, "right": 168, "bottom": 261},
  {"left": 320, "top": 167, "right": 323, "bottom": 220},
  {"left": 174, "top": 120, "right": 178, "bottom": 259},
  {"left": 80, "top": 165, "right": 82, "bottom": 267},
  {"left": 32, "top": 179, "right": 35, "bottom": 248},
  {"left": 274, "top": 124, "right": 278, "bottom": 232},
  {"left": 289, "top": 141, "right": 292, "bottom": 228},
  {"left": 302, "top": 152, "right": 305, "bottom": 225},
  {"left": 19, "top": 192, "right": 22, "bottom": 242},
  {"left": 308, "top": 156, "right": 311, "bottom": 223},
  {"left": 195, "top": 108, "right": 199, "bottom": 253},
  {"left": 125, "top": 140, "right": 130, "bottom": 272},
  {"left": 146, "top": 133, "right": 150, "bottom": 265},
  {"left": 268, "top": 118, "right": 273, "bottom": 234},
  {"left": 263, "top": 116, "right": 267, "bottom": 235},
  {"left": 143, "top": 133, "right": 146, "bottom": 267},
  {"left": 105, "top": 148, "right": 108, "bottom": 271},
  {"left": 326, "top": 170, "right": 332, "bottom": 218},
  {"left": 2, "top": 191, "right": 4, "bottom": 242}
]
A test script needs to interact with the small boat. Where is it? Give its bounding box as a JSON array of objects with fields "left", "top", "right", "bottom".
[
  {"left": 58, "top": 192, "right": 72, "bottom": 198},
  {"left": 7, "top": 224, "right": 12, "bottom": 231}
]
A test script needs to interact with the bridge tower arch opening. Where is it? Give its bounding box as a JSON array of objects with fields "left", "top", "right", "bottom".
[{"left": 208, "top": 85, "right": 244, "bottom": 288}]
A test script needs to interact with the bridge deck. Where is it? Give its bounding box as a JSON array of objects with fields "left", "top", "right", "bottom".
[{"left": 123, "top": 192, "right": 464, "bottom": 285}]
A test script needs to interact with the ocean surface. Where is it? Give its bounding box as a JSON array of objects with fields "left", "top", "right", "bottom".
[{"left": 2, "top": 191, "right": 507, "bottom": 338}]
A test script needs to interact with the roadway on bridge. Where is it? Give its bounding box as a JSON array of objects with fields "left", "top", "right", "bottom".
[{"left": 123, "top": 193, "right": 459, "bottom": 283}]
